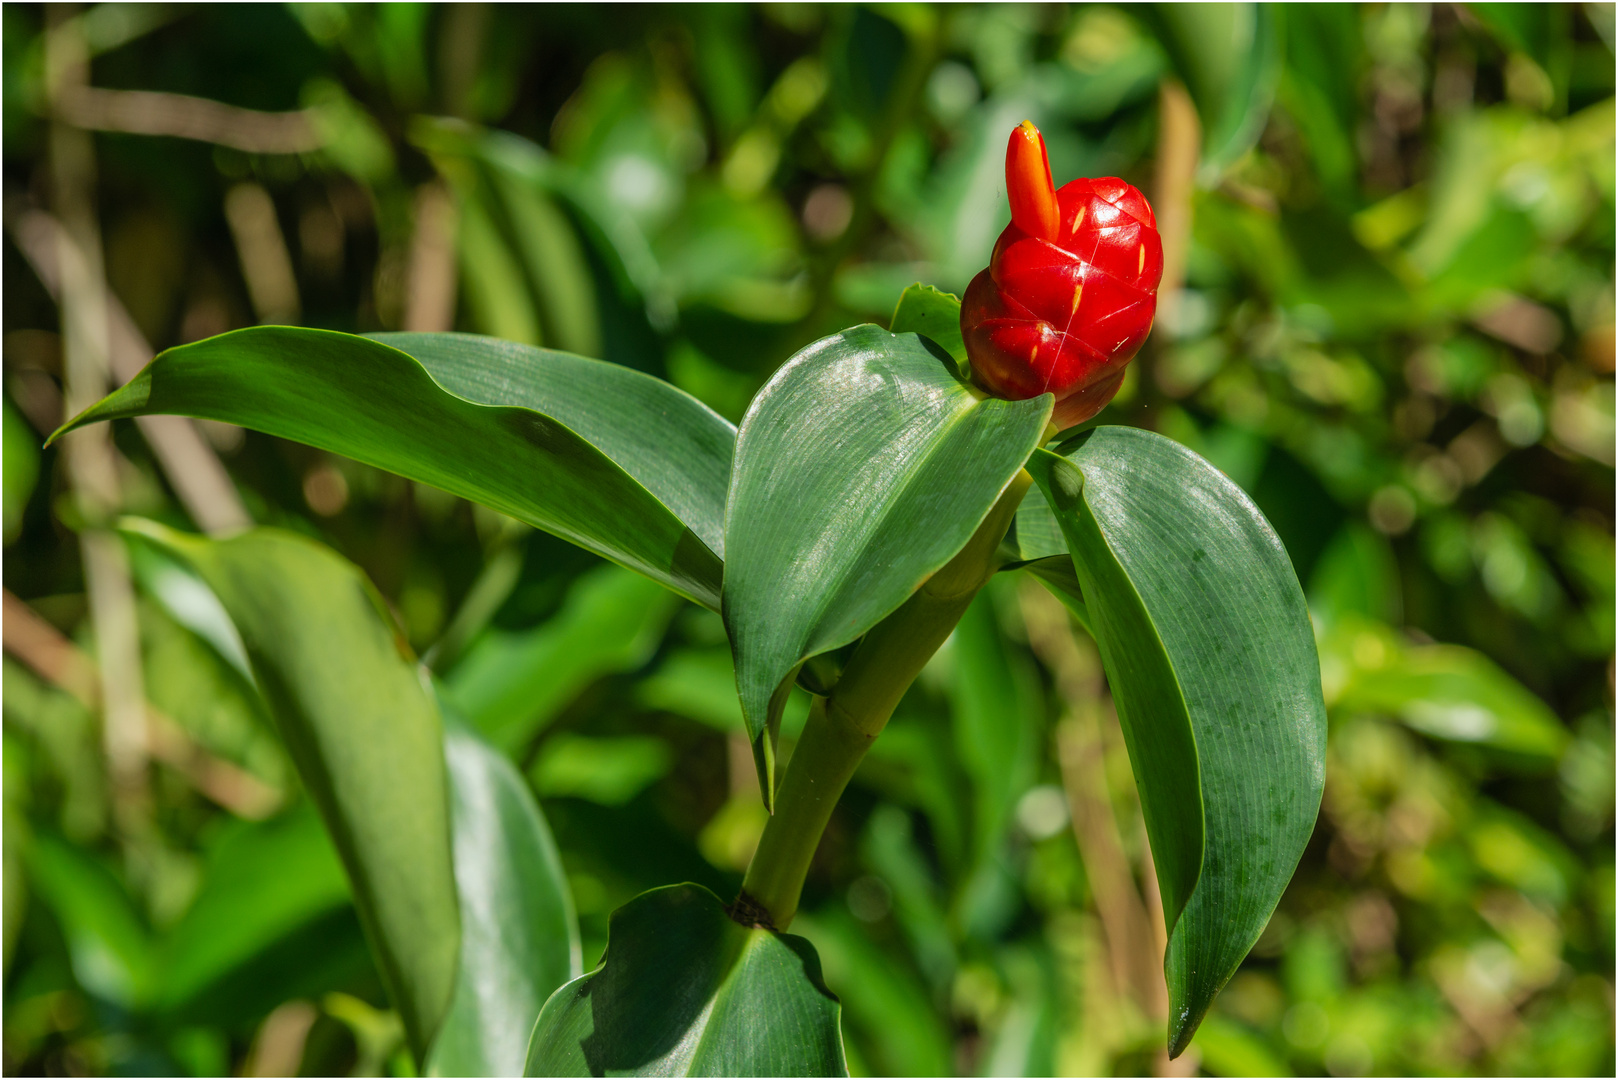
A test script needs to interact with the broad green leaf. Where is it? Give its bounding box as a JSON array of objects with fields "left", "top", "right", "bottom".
[
  {"left": 54, "top": 328, "right": 734, "bottom": 609},
  {"left": 1026, "top": 427, "right": 1325, "bottom": 1056},
  {"left": 889, "top": 283, "right": 966, "bottom": 365},
  {"left": 1321, "top": 616, "right": 1569, "bottom": 761},
  {"left": 119, "top": 520, "right": 459, "bottom": 1059},
  {"left": 157, "top": 807, "right": 350, "bottom": 1012},
  {"left": 441, "top": 564, "right": 679, "bottom": 753},
  {"left": 888, "top": 287, "right": 1087, "bottom": 624},
  {"left": 723, "top": 325, "right": 1050, "bottom": 798},
  {"left": 525, "top": 884, "right": 846, "bottom": 1077},
  {"left": 1003, "top": 482, "right": 1093, "bottom": 632},
  {"left": 427, "top": 720, "right": 581, "bottom": 1077}
]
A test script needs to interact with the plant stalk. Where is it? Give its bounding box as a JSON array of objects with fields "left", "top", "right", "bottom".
[{"left": 737, "top": 470, "right": 1033, "bottom": 930}]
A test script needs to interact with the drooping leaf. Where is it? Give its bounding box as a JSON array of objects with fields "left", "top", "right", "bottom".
[
  {"left": 525, "top": 884, "right": 846, "bottom": 1077},
  {"left": 55, "top": 328, "right": 734, "bottom": 609},
  {"left": 427, "top": 718, "right": 581, "bottom": 1077},
  {"left": 119, "top": 519, "right": 460, "bottom": 1059},
  {"left": 1026, "top": 427, "right": 1325, "bottom": 1056},
  {"left": 722, "top": 325, "right": 1050, "bottom": 799}
]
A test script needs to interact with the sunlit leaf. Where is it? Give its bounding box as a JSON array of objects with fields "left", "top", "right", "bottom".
[
  {"left": 722, "top": 325, "right": 1050, "bottom": 799},
  {"left": 1027, "top": 427, "right": 1326, "bottom": 1055},
  {"left": 119, "top": 520, "right": 459, "bottom": 1058},
  {"left": 55, "top": 328, "right": 734, "bottom": 609},
  {"left": 889, "top": 282, "right": 966, "bottom": 365}
]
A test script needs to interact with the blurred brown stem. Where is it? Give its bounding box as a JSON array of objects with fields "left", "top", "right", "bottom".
[
  {"left": 404, "top": 181, "right": 459, "bottom": 332},
  {"left": 1152, "top": 79, "right": 1201, "bottom": 303},
  {"left": 224, "top": 182, "right": 302, "bottom": 324},
  {"left": 3, "top": 590, "right": 282, "bottom": 820},
  {"left": 1021, "top": 583, "right": 1163, "bottom": 1015},
  {"left": 8, "top": 204, "right": 251, "bottom": 535},
  {"left": 46, "top": 8, "right": 149, "bottom": 824},
  {"left": 1022, "top": 580, "right": 1200, "bottom": 1074},
  {"left": 54, "top": 85, "right": 322, "bottom": 154}
]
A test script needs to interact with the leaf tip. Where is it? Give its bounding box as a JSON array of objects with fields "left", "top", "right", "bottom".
[
  {"left": 751, "top": 729, "right": 776, "bottom": 814},
  {"left": 1166, "top": 1002, "right": 1200, "bottom": 1060}
]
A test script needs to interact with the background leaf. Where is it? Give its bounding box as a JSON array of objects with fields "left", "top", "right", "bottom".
[
  {"left": 155, "top": 808, "right": 350, "bottom": 1015},
  {"left": 722, "top": 325, "right": 1050, "bottom": 793},
  {"left": 525, "top": 884, "right": 846, "bottom": 1077},
  {"left": 439, "top": 564, "right": 680, "bottom": 753},
  {"left": 58, "top": 328, "right": 733, "bottom": 608},
  {"left": 1137, "top": 3, "right": 1283, "bottom": 181},
  {"left": 1028, "top": 426, "right": 1327, "bottom": 1054},
  {"left": 120, "top": 520, "right": 460, "bottom": 1059}
]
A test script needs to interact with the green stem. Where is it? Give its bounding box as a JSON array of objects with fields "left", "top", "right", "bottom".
[{"left": 737, "top": 470, "right": 1033, "bottom": 930}]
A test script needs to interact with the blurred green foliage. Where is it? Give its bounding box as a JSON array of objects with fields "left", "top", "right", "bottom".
[{"left": 3, "top": 3, "right": 1612, "bottom": 1076}]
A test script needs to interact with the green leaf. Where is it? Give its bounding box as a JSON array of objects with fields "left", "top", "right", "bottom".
[
  {"left": 722, "top": 325, "right": 1050, "bottom": 798},
  {"left": 1138, "top": 4, "right": 1282, "bottom": 180},
  {"left": 119, "top": 520, "right": 459, "bottom": 1059},
  {"left": 793, "top": 908, "right": 952, "bottom": 1078},
  {"left": 529, "top": 733, "right": 674, "bottom": 806},
  {"left": 889, "top": 283, "right": 966, "bottom": 365},
  {"left": 427, "top": 719, "right": 582, "bottom": 1077},
  {"left": 55, "top": 328, "right": 734, "bottom": 609},
  {"left": 440, "top": 564, "right": 679, "bottom": 753},
  {"left": 525, "top": 884, "right": 846, "bottom": 1077},
  {"left": 1322, "top": 616, "right": 1569, "bottom": 761},
  {"left": 1026, "top": 426, "right": 1325, "bottom": 1056},
  {"left": 25, "top": 833, "right": 153, "bottom": 1008},
  {"left": 156, "top": 807, "right": 350, "bottom": 1013},
  {"left": 949, "top": 578, "right": 1046, "bottom": 941}
]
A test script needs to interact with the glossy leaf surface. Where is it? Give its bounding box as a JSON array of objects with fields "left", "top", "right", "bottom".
[
  {"left": 722, "top": 325, "right": 1050, "bottom": 795},
  {"left": 427, "top": 719, "right": 581, "bottom": 1077},
  {"left": 525, "top": 884, "right": 846, "bottom": 1077},
  {"left": 57, "top": 328, "right": 734, "bottom": 608},
  {"left": 120, "top": 520, "right": 459, "bottom": 1058},
  {"left": 1026, "top": 427, "right": 1325, "bottom": 1055}
]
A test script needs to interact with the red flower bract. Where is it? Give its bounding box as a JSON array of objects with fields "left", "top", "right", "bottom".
[{"left": 962, "top": 121, "right": 1164, "bottom": 429}]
